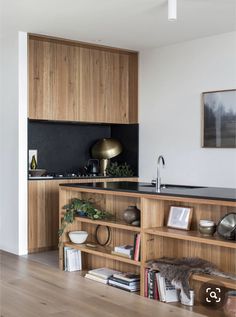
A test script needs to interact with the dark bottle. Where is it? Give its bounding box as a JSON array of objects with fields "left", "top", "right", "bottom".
[{"left": 30, "top": 155, "right": 37, "bottom": 170}]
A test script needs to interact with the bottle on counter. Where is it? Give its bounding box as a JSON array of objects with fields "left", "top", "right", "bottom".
[{"left": 30, "top": 155, "right": 37, "bottom": 170}]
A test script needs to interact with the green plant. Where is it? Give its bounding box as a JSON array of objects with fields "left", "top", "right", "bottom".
[
  {"left": 106, "top": 162, "right": 134, "bottom": 177},
  {"left": 59, "top": 198, "right": 112, "bottom": 237}
]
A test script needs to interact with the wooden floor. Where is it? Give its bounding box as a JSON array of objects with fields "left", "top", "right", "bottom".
[
  {"left": 0, "top": 251, "right": 205, "bottom": 317},
  {"left": 22, "top": 250, "right": 59, "bottom": 268}
]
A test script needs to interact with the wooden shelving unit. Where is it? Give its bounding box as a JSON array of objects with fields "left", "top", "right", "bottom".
[
  {"left": 74, "top": 216, "right": 141, "bottom": 232},
  {"left": 64, "top": 242, "right": 141, "bottom": 266},
  {"left": 59, "top": 185, "right": 236, "bottom": 316},
  {"left": 144, "top": 227, "right": 236, "bottom": 249}
]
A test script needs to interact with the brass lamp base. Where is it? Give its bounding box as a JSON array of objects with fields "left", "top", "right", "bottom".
[{"left": 100, "top": 159, "right": 110, "bottom": 176}]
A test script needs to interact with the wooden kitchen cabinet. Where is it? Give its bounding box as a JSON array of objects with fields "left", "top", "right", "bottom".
[
  {"left": 28, "top": 177, "right": 138, "bottom": 253},
  {"left": 28, "top": 35, "right": 138, "bottom": 124}
]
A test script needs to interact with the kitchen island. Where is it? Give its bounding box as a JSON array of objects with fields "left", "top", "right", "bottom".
[
  {"left": 59, "top": 182, "right": 236, "bottom": 317},
  {"left": 60, "top": 181, "right": 236, "bottom": 202}
]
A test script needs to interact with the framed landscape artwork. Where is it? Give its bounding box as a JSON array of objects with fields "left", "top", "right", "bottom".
[{"left": 202, "top": 89, "right": 236, "bottom": 148}]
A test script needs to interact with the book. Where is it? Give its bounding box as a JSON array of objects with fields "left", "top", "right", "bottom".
[
  {"left": 144, "top": 268, "right": 148, "bottom": 297},
  {"left": 64, "top": 247, "right": 82, "bottom": 272},
  {"left": 88, "top": 267, "right": 120, "bottom": 279},
  {"left": 114, "top": 245, "right": 134, "bottom": 256},
  {"left": 109, "top": 276, "right": 140, "bottom": 287},
  {"left": 109, "top": 284, "right": 139, "bottom": 292},
  {"left": 156, "top": 272, "right": 165, "bottom": 302},
  {"left": 111, "top": 251, "right": 132, "bottom": 259},
  {"left": 113, "top": 272, "right": 140, "bottom": 282},
  {"left": 154, "top": 272, "right": 159, "bottom": 300},
  {"left": 134, "top": 233, "right": 141, "bottom": 261},
  {"left": 64, "top": 246, "right": 70, "bottom": 271},
  {"left": 148, "top": 270, "right": 154, "bottom": 299},
  {"left": 108, "top": 279, "right": 140, "bottom": 291},
  {"left": 163, "top": 277, "right": 179, "bottom": 303},
  {"left": 144, "top": 268, "right": 177, "bottom": 303},
  {"left": 133, "top": 234, "right": 137, "bottom": 260},
  {"left": 156, "top": 273, "right": 179, "bottom": 303},
  {"left": 85, "top": 273, "right": 108, "bottom": 284}
]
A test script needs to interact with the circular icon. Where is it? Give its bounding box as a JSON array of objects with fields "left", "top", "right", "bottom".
[{"left": 199, "top": 280, "right": 228, "bottom": 310}]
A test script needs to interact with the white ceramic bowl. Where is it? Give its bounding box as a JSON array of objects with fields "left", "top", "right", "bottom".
[
  {"left": 68, "top": 231, "right": 88, "bottom": 244},
  {"left": 199, "top": 219, "right": 215, "bottom": 227}
]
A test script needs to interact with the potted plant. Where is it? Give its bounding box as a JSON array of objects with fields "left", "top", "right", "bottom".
[
  {"left": 106, "top": 162, "right": 134, "bottom": 177},
  {"left": 59, "top": 198, "right": 112, "bottom": 237}
]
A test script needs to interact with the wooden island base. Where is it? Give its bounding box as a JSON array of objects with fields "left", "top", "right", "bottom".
[{"left": 59, "top": 184, "right": 236, "bottom": 317}]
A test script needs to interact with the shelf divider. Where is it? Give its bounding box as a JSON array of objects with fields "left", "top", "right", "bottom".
[
  {"left": 74, "top": 216, "right": 141, "bottom": 232},
  {"left": 144, "top": 227, "right": 236, "bottom": 249},
  {"left": 64, "top": 242, "right": 141, "bottom": 266}
]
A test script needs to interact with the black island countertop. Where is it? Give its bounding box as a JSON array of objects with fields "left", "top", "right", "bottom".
[
  {"left": 59, "top": 181, "right": 236, "bottom": 202},
  {"left": 28, "top": 176, "right": 138, "bottom": 181}
]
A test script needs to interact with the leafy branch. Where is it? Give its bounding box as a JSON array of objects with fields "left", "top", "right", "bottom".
[
  {"left": 59, "top": 198, "right": 112, "bottom": 237},
  {"left": 106, "top": 162, "right": 134, "bottom": 177}
]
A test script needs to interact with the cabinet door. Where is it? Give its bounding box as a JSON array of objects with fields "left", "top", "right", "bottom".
[
  {"left": 79, "top": 48, "right": 129, "bottom": 123},
  {"left": 29, "top": 36, "right": 138, "bottom": 124},
  {"left": 28, "top": 180, "right": 59, "bottom": 253},
  {"left": 29, "top": 39, "right": 80, "bottom": 121}
]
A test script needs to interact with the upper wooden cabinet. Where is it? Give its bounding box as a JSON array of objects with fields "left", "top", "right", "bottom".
[{"left": 28, "top": 35, "right": 138, "bottom": 124}]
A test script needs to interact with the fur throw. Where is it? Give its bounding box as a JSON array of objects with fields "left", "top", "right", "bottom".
[{"left": 147, "top": 257, "right": 236, "bottom": 298}]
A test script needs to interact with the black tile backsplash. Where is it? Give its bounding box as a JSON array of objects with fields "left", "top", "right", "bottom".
[{"left": 28, "top": 120, "right": 138, "bottom": 175}]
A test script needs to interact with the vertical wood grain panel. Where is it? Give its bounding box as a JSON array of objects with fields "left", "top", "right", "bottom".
[
  {"left": 28, "top": 35, "right": 138, "bottom": 123},
  {"left": 128, "top": 53, "right": 138, "bottom": 123}
]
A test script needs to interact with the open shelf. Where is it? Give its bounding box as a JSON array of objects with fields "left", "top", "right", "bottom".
[
  {"left": 144, "top": 227, "right": 236, "bottom": 249},
  {"left": 60, "top": 184, "right": 236, "bottom": 317},
  {"left": 64, "top": 242, "right": 141, "bottom": 266},
  {"left": 144, "top": 263, "right": 236, "bottom": 290},
  {"left": 75, "top": 216, "right": 141, "bottom": 232},
  {"left": 192, "top": 273, "right": 236, "bottom": 290}
]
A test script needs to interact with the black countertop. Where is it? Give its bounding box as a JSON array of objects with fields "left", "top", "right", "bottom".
[
  {"left": 28, "top": 176, "right": 138, "bottom": 181},
  {"left": 59, "top": 181, "right": 236, "bottom": 202}
]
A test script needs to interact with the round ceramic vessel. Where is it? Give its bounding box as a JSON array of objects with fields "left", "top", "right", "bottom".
[
  {"left": 198, "top": 224, "right": 216, "bottom": 236},
  {"left": 68, "top": 231, "right": 88, "bottom": 244},
  {"left": 123, "top": 206, "right": 140, "bottom": 224}
]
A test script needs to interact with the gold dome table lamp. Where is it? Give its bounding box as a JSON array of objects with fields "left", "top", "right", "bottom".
[{"left": 91, "top": 138, "right": 122, "bottom": 176}]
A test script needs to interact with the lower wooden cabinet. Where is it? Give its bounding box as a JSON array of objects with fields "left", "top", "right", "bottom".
[{"left": 28, "top": 178, "right": 138, "bottom": 253}]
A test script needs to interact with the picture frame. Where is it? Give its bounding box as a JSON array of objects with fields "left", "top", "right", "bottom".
[
  {"left": 167, "top": 206, "right": 193, "bottom": 230},
  {"left": 202, "top": 89, "right": 236, "bottom": 148}
]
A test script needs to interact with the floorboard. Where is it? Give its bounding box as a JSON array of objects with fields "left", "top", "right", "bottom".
[{"left": 0, "top": 251, "right": 205, "bottom": 317}]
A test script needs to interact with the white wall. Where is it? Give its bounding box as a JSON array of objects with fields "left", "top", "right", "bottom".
[
  {"left": 18, "top": 32, "right": 28, "bottom": 254},
  {"left": 139, "top": 32, "right": 236, "bottom": 188},
  {"left": 0, "top": 30, "right": 28, "bottom": 255}
]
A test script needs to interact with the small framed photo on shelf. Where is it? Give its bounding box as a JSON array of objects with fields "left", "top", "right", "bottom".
[{"left": 167, "top": 206, "right": 193, "bottom": 230}]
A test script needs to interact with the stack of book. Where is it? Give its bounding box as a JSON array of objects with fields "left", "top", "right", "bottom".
[
  {"left": 112, "top": 234, "right": 141, "bottom": 261},
  {"left": 64, "top": 247, "right": 82, "bottom": 272},
  {"left": 85, "top": 268, "right": 121, "bottom": 284},
  {"left": 108, "top": 272, "right": 140, "bottom": 292},
  {"left": 144, "top": 268, "right": 179, "bottom": 303},
  {"left": 112, "top": 245, "right": 134, "bottom": 259}
]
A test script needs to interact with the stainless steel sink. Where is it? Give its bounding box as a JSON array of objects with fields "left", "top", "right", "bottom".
[
  {"left": 139, "top": 183, "right": 205, "bottom": 190},
  {"left": 161, "top": 184, "right": 205, "bottom": 190}
]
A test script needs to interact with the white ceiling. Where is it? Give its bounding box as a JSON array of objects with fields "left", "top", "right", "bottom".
[{"left": 1, "top": 0, "right": 236, "bottom": 50}]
